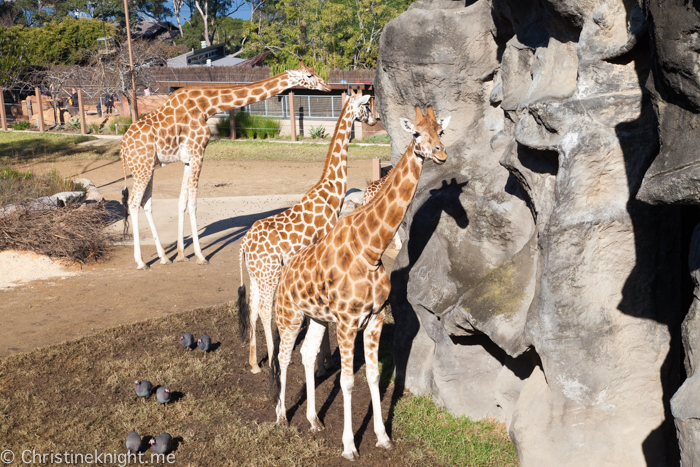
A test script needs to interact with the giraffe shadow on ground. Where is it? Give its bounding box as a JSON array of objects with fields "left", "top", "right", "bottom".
[{"left": 156, "top": 207, "right": 289, "bottom": 265}]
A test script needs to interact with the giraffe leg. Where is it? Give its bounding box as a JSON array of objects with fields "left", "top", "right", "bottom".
[
  {"left": 249, "top": 276, "right": 262, "bottom": 374},
  {"left": 128, "top": 176, "right": 150, "bottom": 270},
  {"left": 260, "top": 288, "right": 275, "bottom": 369},
  {"left": 275, "top": 318, "right": 303, "bottom": 426},
  {"left": 186, "top": 158, "right": 208, "bottom": 265},
  {"left": 337, "top": 323, "right": 360, "bottom": 461},
  {"left": 175, "top": 164, "right": 190, "bottom": 262},
  {"left": 363, "top": 310, "right": 392, "bottom": 450},
  {"left": 315, "top": 323, "right": 336, "bottom": 378},
  {"left": 142, "top": 177, "right": 170, "bottom": 265},
  {"left": 301, "top": 319, "right": 327, "bottom": 431}
]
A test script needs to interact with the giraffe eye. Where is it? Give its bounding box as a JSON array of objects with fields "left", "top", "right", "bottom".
[{"left": 306, "top": 73, "right": 313, "bottom": 78}]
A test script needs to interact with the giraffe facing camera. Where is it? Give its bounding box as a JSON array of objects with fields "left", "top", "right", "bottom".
[{"left": 270, "top": 105, "right": 450, "bottom": 461}]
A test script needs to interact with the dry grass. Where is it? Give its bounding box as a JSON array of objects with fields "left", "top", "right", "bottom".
[
  {"left": 0, "top": 132, "right": 115, "bottom": 164},
  {"left": 0, "top": 303, "right": 517, "bottom": 466},
  {"left": 0, "top": 303, "right": 330, "bottom": 466},
  {"left": 0, "top": 167, "right": 85, "bottom": 207},
  {"left": 0, "top": 203, "right": 112, "bottom": 263}
]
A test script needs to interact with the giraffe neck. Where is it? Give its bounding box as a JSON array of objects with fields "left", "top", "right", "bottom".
[
  {"left": 203, "top": 73, "right": 293, "bottom": 118},
  {"left": 317, "top": 98, "right": 355, "bottom": 193},
  {"left": 361, "top": 141, "right": 423, "bottom": 265}
]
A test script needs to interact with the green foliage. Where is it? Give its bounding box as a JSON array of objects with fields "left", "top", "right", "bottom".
[
  {"left": 218, "top": 112, "right": 280, "bottom": 139},
  {"left": 178, "top": 16, "right": 245, "bottom": 55},
  {"left": 88, "top": 123, "right": 100, "bottom": 134},
  {"left": 11, "top": 121, "right": 31, "bottom": 130},
  {"left": 309, "top": 125, "right": 327, "bottom": 139},
  {"left": 0, "top": 166, "right": 32, "bottom": 180},
  {"left": 246, "top": 0, "right": 411, "bottom": 70},
  {"left": 0, "top": 27, "right": 30, "bottom": 87},
  {"left": 68, "top": 118, "right": 81, "bottom": 130},
  {"left": 107, "top": 116, "right": 132, "bottom": 135},
  {"left": 394, "top": 395, "right": 519, "bottom": 467},
  {"left": 1, "top": 18, "right": 118, "bottom": 67}
]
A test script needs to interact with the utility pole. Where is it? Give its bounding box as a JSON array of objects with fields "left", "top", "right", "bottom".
[{"left": 123, "top": 0, "right": 139, "bottom": 121}]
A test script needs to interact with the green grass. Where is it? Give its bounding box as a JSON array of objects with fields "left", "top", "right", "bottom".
[
  {"left": 0, "top": 131, "right": 391, "bottom": 165},
  {"left": 205, "top": 139, "right": 391, "bottom": 162},
  {"left": 107, "top": 116, "right": 133, "bottom": 135},
  {"left": 363, "top": 133, "right": 391, "bottom": 144},
  {"left": 393, "top": 395, "right": 518, "bottom": 467},
  {"left": 217, "top": 112, "right": 281, "bottom": 139}
]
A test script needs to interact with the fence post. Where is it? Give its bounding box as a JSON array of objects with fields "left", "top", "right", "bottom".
[
  {"left": 77, "top": 89, "right": 87, "bottom": 135},
  {"left": 372, "top": 158, "right": 381, "bottom": 182},
  {"left": 35, "top": 88, "right": 45, "bottom": 132},
  {"left": 289, "top": 91, "right": 297, "bottom": 142},
  {"left": 229, "top": 110, "right": 236, "bottom": 140},
  {"left": 0, "top": 87, "right": 6, "bottom": 131}
]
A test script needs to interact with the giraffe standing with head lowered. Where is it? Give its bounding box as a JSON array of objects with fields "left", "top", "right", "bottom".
[
  {"left": 238, "top": 92, "right": 376, "bottom": 374},
  {"left": 271, "top": 106, "right": 450, "bottom": 460},
  {"left": 120, "top": 63, "right": 330, "bottom": 269}
]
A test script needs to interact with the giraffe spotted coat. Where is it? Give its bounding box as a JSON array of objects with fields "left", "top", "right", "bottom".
[{"left": 120, "top": 63, "right": 330, "bottom": 269}]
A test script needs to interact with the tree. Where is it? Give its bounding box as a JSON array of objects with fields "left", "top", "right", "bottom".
[{"left": 0, "top": 27, "right": 29, "bottom": 88}]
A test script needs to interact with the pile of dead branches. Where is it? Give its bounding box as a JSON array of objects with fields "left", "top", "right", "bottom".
[{"left": 0, "top": 202, "right": 112, "bottom": 264}]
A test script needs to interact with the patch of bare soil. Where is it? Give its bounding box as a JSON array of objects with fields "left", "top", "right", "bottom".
[{"left": 0, "top": 250, "right": 78, "bottom": 288}]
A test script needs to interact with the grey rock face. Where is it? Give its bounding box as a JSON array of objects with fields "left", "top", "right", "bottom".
[{"left": 378, "top": 0, "right": 686, "bottom": 465}]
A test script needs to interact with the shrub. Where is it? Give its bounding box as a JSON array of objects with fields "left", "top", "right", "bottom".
[
  {"left": 68, "top": 118, "right": 81, "bottom": 130},
  {"left": 309, "top": 125, "right": 327, "bottom": 139},
  {"left": 218, "top": 112, "right": 281, "bottom": 139},
  {"left": 0, "top": 167, "right": 84, "bottom": 207},
  {"left": 106, "top": 116, "right": 132, "bottom": 135},
  {"left": 11, "top": 121, "right": 31, "bottom": 131},
  {"left": 89, "top": 123, "right": 100, "bottom": 134}
]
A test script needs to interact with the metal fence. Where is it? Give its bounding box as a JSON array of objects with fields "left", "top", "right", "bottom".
[{"left": 213, "top": 94, "right": 346, "bottom": 119}]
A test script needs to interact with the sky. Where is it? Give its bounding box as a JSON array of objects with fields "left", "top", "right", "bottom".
[{"left": 163, "top": 0, "right": 251, "bottom": 26}]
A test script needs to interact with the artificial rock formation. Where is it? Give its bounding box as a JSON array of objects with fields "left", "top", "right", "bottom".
[
  {"left": 637, "top": 2, "right": 700, "bottom": 465},
  {"left": 377, "top": 0, "right": 686, "bottom": 465}
]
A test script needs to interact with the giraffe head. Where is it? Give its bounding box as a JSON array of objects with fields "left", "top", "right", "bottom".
[
  {"left": 400, "top": 106, "right": 451, "bottom": 164},
  {"left": 287, "top": 60, "right": 331, "bottom": 92},
  {"left": 346, "top": 91, "right": 377, "bottom": 126}
]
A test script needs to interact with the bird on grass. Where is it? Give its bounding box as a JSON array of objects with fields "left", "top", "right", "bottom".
[
  {"left": 134, "top": 380, "right": 153, "bottom": 402},
  {"left": 149, "top": 433, "right": 172, "bottom": 454},
  {"left": 197, "top": 335, "right": 211, "bottom": 354},
  {"left": 126, "top": 430, "right": 141, "bottom": 454},
  {"left": 180, "top": 333, "right": 194, "bottom": 350},
  {"left": 156, "top": 386, "right": 171, "bottom": 408}
]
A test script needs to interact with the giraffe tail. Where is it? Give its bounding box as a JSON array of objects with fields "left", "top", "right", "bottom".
[
  {"left": 237, "top": 249, "right": 251, "bottom": 343},
  {"left": 120, "top": 150, "right": 130, "bottom": 235},
  {"left": 269, "top": 328, "right": 281, "bottom": 402}
]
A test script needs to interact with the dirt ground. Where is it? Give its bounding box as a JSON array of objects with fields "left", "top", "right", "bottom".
[{"left": 0, "top": 156, "right": 392, "bottom": 357}]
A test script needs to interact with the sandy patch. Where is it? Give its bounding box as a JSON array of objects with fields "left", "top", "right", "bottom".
[{"left": 0, "top": 250, "right": 78, "bottom": 289}]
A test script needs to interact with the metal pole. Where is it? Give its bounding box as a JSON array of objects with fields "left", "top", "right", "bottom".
[
  {"left": 77, "top": 89, "right": 87, "bottom": 135},
  {"left": 289, "top": 92, "right": 296, "bottom": 142},
  {"left": 35, "top": 88, "right": 45, "bottom": 132},
  {"left": 229, "top": 110, "right": 236, "bottom": 140},
  {"left": 123, "top": 0, "right": 139, "bottom": 121},
  {"left": 0, "top": 87, "right": 7, "bottom": 131}
]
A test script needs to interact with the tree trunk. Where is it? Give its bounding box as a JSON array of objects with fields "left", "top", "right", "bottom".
[{"left": 194, "top": 0, "right": 211, "bottom": 47}]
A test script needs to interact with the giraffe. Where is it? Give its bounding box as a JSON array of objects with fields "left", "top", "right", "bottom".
[
  {"left": 361, "top": 172, "right": 389, "bottom": 205},
  {"left": 237, "top": 91, "right": 377, "bottom": 374},
  {"left": 271, "top": 106, "right": 450, "bottom": 460},
  {"left": 120, "top": 63, "right": 330, "bottom": 269}
]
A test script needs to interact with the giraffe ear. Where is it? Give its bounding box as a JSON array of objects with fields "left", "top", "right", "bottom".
[
  {"left": 437, "top": 116, "right": 451, "bottom": 131},
  {"left": 400, "top": 118, "right": 415, "bottom": 134},
  {"left": 359, "top": 95, "right": 371, "bottom": 105}
]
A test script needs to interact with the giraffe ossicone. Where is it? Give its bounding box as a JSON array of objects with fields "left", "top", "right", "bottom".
[
  {"left": 237, "top": 90, "right": 377, "bottom": 375},
  {"left": 271, "top": 105, "right": 450, "bottom": 461},
  {"left": 119, "top": 63, "right": 330, "bottom": 270}
]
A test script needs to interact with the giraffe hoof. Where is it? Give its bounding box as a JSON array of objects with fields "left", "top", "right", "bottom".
[
  {"left": 342, "top": 450, "right": 359, "bottom": 461},
  {"left": 250, "top": 366, "right": 262, "bottom": 374},
  {"left": 308, "top": 417, "right": 325, "bottom": 432},
  {"left": 136, "top": 263, "right": 149, "bottom": 270},
  {"left": 376, "top": 440, "right": 394, "bottom": 451},
  {"left": 197, "top": 258, "right": 210, "bottom": 265},
  {"left": 276, "top": 417, "right": 289, "bottom": 427},
  {"left": 160, "top": 257, "right": 172, "bottom": 265},
  {"left": 174, "top": 255, "right": 189, "bottom": 263}
]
